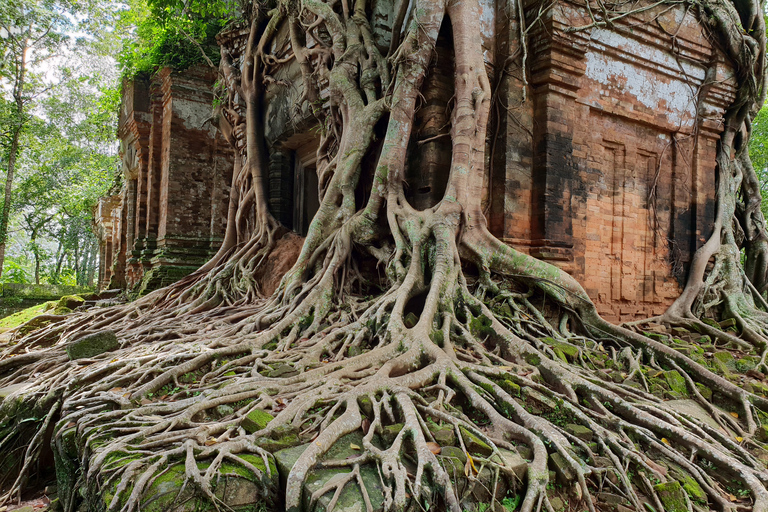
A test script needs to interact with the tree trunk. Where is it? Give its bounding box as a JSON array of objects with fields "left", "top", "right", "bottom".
[{"left": 0, "top": 37, "right": 28, "bottom": 280}]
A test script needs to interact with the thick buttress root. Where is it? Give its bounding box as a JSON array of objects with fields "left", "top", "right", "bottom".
[{"left": 2, "top": 0, "right": 768, "bottom": 510}]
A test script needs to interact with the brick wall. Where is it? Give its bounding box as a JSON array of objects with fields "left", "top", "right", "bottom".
[{"left": 98, "top": 65, "right": 234, "bottom": 294}]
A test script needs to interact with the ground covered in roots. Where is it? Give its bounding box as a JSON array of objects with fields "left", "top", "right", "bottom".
[
  {"left": 2, "top": 271, "right": 768, "bottom": 512},
  {"left": 2, "top": 0, "right": 768, "bottom": 510}
]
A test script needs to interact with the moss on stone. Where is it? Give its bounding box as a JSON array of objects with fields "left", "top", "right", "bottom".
[
  {"left": 679, "top": 475, "right": 706, "bottom": 503},
  {"left": 65, "top": 330, "right": 119, "bottom": 360},
  {"left": 541, "top": 337, "right": 579, "bottom": 362},
  {"left": 654, "top": 481, "right": 688, "bottom": 512},
  {"left": 459, "top": 426, "right": 493, "bottom": 456},
  {"left": 664, "top": 371, "right": 688, "bottom": 397},
  {"left": 241, "top": 409, "right": 274, "bottom": 434},
  {"left": 695, "top": 383, "right": 713, "bottom": 400}
]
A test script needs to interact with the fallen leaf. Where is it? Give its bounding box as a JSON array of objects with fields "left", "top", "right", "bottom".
[
  {"left": 426, "top": 442, "right": 441, "bottom": 455},
  {"left": 467, "top": 454, "right": 478, "bottom": 475},
  {"left": 109, "top": 387, "right": 123, "bottom": 393},
  {"left": 204, "top": 438, "right": 217, "bottom": 446},
  {"left": 736, "top": 436, "right": 744, "bottom": 443},
  {"left": 661, "top": 438, "right": 670, "bottom": 446},
  {"left": 730, "top": 412, "right": 739, "bottom": 419},
  {"left": 110, "top": 358, "right": 118, "bottom": 363},
  {"left": 653, "top": 371, "right": 664, "bottom": 378},
  {"left": 362, "top": 418, "right": 371, "bottom": 435},
  {"left": 728, "top": 494, "right": 738, "bottom": 502},
  {"left": 350, "top": 443, "right": 361, "bottom": 450}
]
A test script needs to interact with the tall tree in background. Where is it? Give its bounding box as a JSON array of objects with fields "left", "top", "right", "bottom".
[
  {"left": 0, "top": 0, "right": 119, "bottom": 286},
  {"left": 0, "top": 0, "right": 71, "bottom": 279}
]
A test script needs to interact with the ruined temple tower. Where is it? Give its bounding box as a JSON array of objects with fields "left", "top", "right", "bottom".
[{"left": 97, "top": 0, "right": 734, "bottom": 321}]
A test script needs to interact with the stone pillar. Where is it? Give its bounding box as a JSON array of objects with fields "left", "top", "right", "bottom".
[{"left": 526, "top": 6, "right": 590, "bottom": 267}]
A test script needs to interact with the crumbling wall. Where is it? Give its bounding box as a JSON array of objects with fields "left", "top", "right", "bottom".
[{"left": 97, "top": 64, "right": 234, "bottom": 293}]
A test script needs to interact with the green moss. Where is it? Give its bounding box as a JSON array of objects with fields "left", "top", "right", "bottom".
[
  {"left": 241, "top": 409, "right": 274, "bottom": 434},
  {"left": 702, "top": 318, "right": 722, "bottom": 330},
  {"left": 0, "top": 301, "right": 56, "bottom": 329},
  {"left": 459, "top": 426, "right": 493, "bottom": 456},
  {"left": 654, "top": 481, "right": 688, "bottom": 512},
  {"left": 429, "top": 329, "right": 444, "bottom": 345},
  {"left": 53, "top": 306, "right": 73, "bottom": 315},
  {"left": 664, "top": 371, "right": 688, "bottom": 397},
  {"left": 541, "top": 337, "right": 579, "bottom": 362},
  {"left": 736, "top": 356, "right": 759, "bottom": 372},
  {"left": 644, "top": 332, "right": 668, "bottom": 342},
  {"left": 500, "top": 379, "right": 521, "bottom": 397},
  {"left": 524, "top": 353, "right": 541, "bottom": 366},
  {"left": 57, "top": 295, "right": 85, "bottom": 309},
  {"left": 679, "top": 476, "right": 706, "bottom": 503},
  {"left": 469, "top": 315, "right": 493, "bottom": 338},
  {"left": 66, "top": 331, "right": 119, "bottom": 360},
  {"left": 358, "top": 396, "right": 373, "bottom": 418},
  {"left": 695, "top": 383, "right": 713, "bottom": 400}
]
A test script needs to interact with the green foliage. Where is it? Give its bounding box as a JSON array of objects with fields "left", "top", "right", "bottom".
[
  {"left": 2, "top": 257, "right": 28, "bottom": 284},
  {"left": 750, "top": 104, "right": 768, "bottom": 219},
  {"left": 116, "top": 0, "right": 238, "bottom": 78}
]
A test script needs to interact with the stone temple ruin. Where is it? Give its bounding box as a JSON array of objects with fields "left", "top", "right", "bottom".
[
  {"left": 96, "top": 0, "right": 734, "bottom": 322},
  {"left": 95, "top": 65, "right": 234, "bottom": 294}
]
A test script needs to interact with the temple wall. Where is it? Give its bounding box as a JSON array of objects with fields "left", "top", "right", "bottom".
[{"left": 97, "top": 64, "right": 234, "bottom": 293}]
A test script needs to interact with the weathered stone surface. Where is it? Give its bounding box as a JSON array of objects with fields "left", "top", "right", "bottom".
[
  {"left": 107, "top": 455, "right": 278, "bottom": 512},
  {"left": 274, "top": 432, "right": 385, "bottom": 512},
  {"left": 666, "top": 400, "right": 722, "bottom": 432},
  {"left": 549, "top": 452, "right": 576, "bottom": 485},
  {"left": 429, "top": 424, "right": 456, "bottom": 446},
  {"left": 565, "top": 423, "right": 593, "bottom": 442},
  {"left": 497, "top": 448, "right": 527, "bottom": 480},
  {"left": 65, "top": 330, "right": 119, "bottom": 360},
  {"left": 0, "top": 383, "right": 29, "bottom": 399}
]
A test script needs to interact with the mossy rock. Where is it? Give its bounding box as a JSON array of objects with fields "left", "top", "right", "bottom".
[
  {"left": 695, "top": 383, "right": 713, "bottom": 401},
  {"left": 565, "top": 424, "right": 593, "bottom": 442},
  {"left": 664, "top": 371, "right": 688, "bottom": 397},
  {"left": 679, "top": 475, "right": 706, "bottom": 503},
  {"left": 53, "top": 306, "right": 73, "bottom": 316},
  {"left": 459, "top": 426, "right": 493, "bottom": 456},
  {"left": 381, "top": 423, "right": 404, "bottom": 443},
  {"left": 57, "top": 295, "right": 85, "bottom": 310},
  {"left": 241, "top": 409, "right": 274, "bottom": 434},
  {"left": 101, "top": 454, "right": 278, "bottom": 512},
  {"left": 274, "top": 432, "right": 385, "bottom": 512},
  {"left": 654, "top": 481, "right": 689, "bottom": 512},
  {"left": 542, "top": 337, "right": 579, "bottom": 362},
  {"left": 644, "top": 332, "right": 668, "bottom": 342},
  {"left": 713, "top": 351, "right": 737, "bottom": 376},
  {"left": 736, "top": 356, "right": 760, "bottom": 373},
  {"left": 428, "top": 423, "right": 456, "bottom": 446},
  {"left": 65, "top": 330, "right": 119, "bottom": 360}
]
